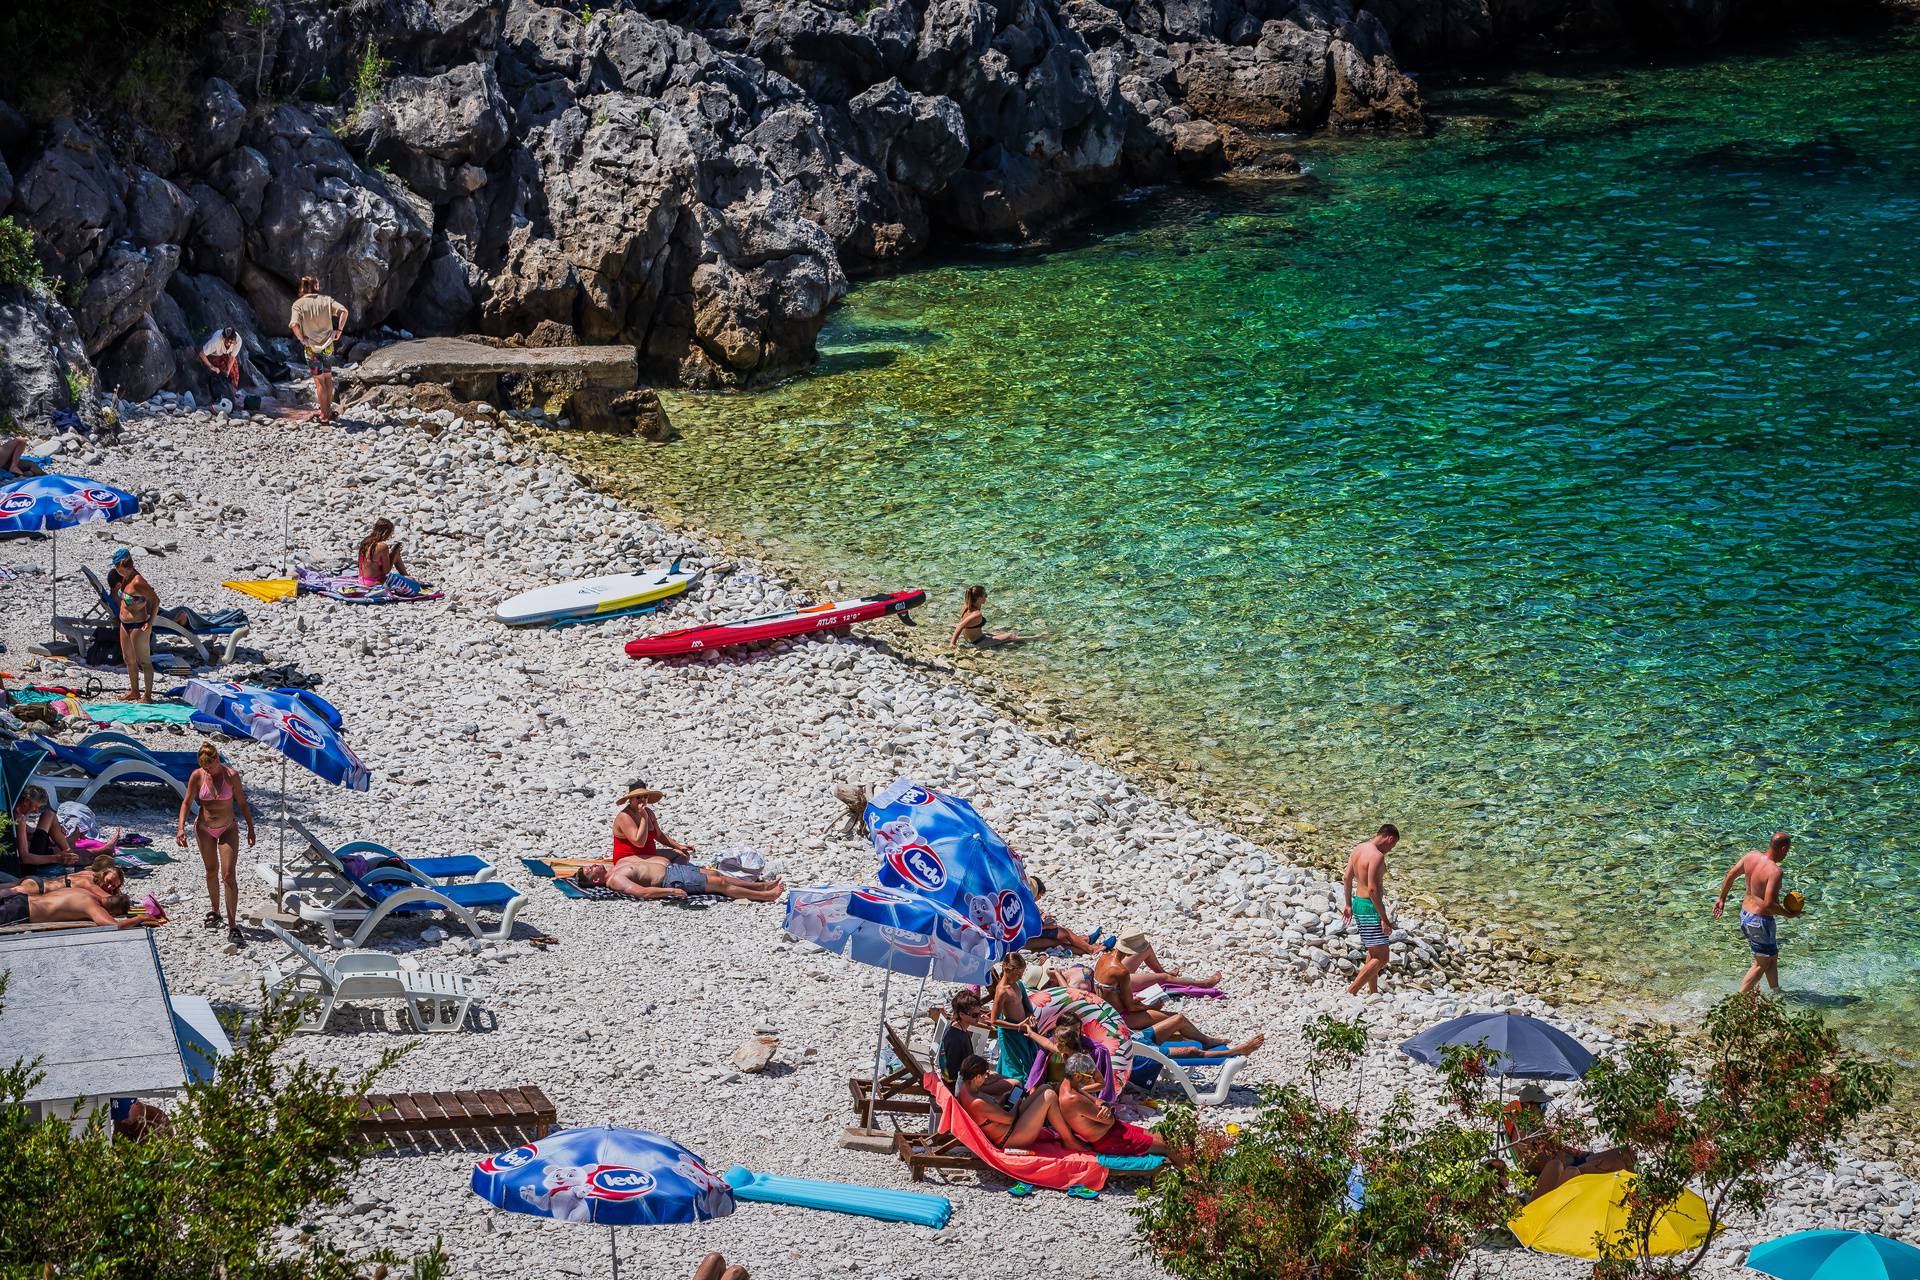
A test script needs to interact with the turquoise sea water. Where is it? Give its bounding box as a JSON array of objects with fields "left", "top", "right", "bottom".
[{"left": 624, "top": 30, "right": 1920, "bottom": 1055}]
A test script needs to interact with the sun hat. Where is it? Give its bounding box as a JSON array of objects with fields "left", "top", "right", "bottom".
[
  {"left": 617, "top": 783, "right": 664, "bottom": 805},
  {"left": 1113, "top": 925, "right": 1150, "bottom": 957},
  {"left": 1516, "top": 1083, "right": 1552, "bottom": 1106}
]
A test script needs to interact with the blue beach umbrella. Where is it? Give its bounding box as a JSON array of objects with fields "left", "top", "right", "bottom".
[
  {"left": 1747, "top": 1230, "right": 1920, "bottom": 1280},
  {"left": 865, "top": 777, "right": 1040, "bottom": 949},
  {"left": 787, "top": 881, "right": 1005, "bottom": 1128},
  {"left": 0, "top": 474, "right": 141, "bottom": 635},
  {"left": 472, "top": 1126, "right": 734, "bottom": 1279},
  {"left": 183, "top": 680, "right": 371, "bottom": 903},
  {"left": 1399, "top": 1012, "right": 1595, "bottom": 1081},
  {"left": 788, "top": 882, "right": 1005, "bottom": 985}
]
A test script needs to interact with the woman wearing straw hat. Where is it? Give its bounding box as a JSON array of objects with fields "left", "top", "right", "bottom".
[{"left": 611, "top": 782, "right": 696, "bottom": 864}]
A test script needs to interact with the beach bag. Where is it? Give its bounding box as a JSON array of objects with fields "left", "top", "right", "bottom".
[
  {"left": 714, "top": 847, "right": 767, "bottom": 880},
  {"left": 85, "top": 625, "right": 120, "bottom": 666}
]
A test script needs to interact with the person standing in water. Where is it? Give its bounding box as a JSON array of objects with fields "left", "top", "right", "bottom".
[
  {"left": 948, "top": 585, "right": 1035, "bottom": 651},
  {"left": 1714, "top": 832, "right": 1795, "bottom": 994},
  {"left": 289, "top": 276, "right": 348, "bottom": 424},
  {"left": 1343, "top": 823, "right": 1400, "bottom": 995},
  {"left": 107, "top": 548, "right": 160, "bottom": 703},
  {"left": 176, "top": 742, "right": 256, "bottom": 947}
]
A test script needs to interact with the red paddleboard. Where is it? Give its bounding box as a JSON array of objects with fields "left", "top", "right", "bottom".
[{"left": 624, "top": 590, "right": 926, "bottom": 658}]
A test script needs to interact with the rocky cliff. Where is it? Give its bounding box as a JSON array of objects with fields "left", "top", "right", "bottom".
[{"left": 0, "top": 0, "right": 1877, "bottom": 421}]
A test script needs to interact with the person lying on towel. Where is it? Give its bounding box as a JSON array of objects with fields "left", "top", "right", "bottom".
[
  {"left": 0, "top": 886, "right": 160, "bottom": 930},
  {"left": 573, "top": 860, "right": 785, "bottom": 903},
  {"left": 1059, "top": 1053, "right": 1174, "bottom": 1159},
  {"left": 957, "top": 1055, "right": 1089, "bottom": 1151}
]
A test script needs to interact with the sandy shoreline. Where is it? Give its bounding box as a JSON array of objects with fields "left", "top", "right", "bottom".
[{"left": 2, "top": 402, "right": 1913, "bottom": 1277}]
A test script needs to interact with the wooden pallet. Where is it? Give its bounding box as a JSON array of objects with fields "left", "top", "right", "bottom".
[
  {"left": 847, "top": 1024, "right": 935, "bottom": 1120},
  {"left": 892, "top": 1128, "right": 984, "bottom": 1182},
  {"left": 356, "top": 1086, "right": 556, "bottom": 1140}
]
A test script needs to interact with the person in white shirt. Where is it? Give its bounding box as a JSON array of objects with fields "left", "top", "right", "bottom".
[{"left": 199, "top": 327, "right": 242, "bottom": 398}]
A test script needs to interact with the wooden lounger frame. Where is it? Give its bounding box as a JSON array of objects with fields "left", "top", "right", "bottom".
[
  {"left": 847, "top": 1023, "right": 936, "bottom": 1120},
  {"left": 355, "top": 1086, "right": 556, "bottom": 1140}
]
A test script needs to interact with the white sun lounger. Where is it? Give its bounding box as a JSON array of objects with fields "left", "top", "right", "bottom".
[
  {"left": 264, "top": 856, "right": 527, "bottom": 948},
  {"left": 262, "top": 920, "right": 489, "bottom": 1032},
  {"left": 1130, "top": 1039, "right": 1250, "bottom": 1107}
]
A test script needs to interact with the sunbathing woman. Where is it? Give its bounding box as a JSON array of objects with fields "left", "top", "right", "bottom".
[
  {"left": 176, "top": 742, "right": 255, "bottom": 946},
  {"left": 1093, "top": 953, "right": 1264, "bottom": 1058},
  {"left": 8, "top": 854, "right": 124, "bottom": 898},
  {"left": 107, "top": 548, "right": 161, "bottom": 703},
  {"left": 948, "top": 585, "right": 1038, "bottom": 651},
  {"left": 356, "top": 518, "right": 411, "bottom": 585},
  {"left": 575, "top": 860, "right": 784, "bottom": 903},
  {"left": 0, "top": 437, "right": 44, "bottom": 476},
  {"left": 956, "top": 1055, "right": 1088, "bottom": 1152},
  {"left": 612, "top": 783, "right": 695, "bottom": 862}
]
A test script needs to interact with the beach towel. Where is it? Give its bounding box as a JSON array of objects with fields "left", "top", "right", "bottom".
[
  {"left": 522, "top": 857, "right": 724, "bottom": 905},
  {"left": 223, "top": 578, "right": 298, "bottom": 604},
  {"left": 1152, "top": 982, "right": 1225, "bottom": 1000},
  {"left": 84, "top": 701, "right": 198, "bottom": 725},
  {"left": 924, "top": 1073, "right": 1118, "bottom": 1192},
  {"left": 294, "top": 564, "right": 442, "bottom": 604}
]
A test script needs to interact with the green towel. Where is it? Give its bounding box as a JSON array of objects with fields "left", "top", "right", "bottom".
[{"left": 85, "top": 702, "right": 198, "bottom": 724}]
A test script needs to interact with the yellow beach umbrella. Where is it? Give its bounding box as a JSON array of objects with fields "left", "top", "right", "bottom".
[{"left": 1509, "top": 1171, "right": 1716, "bottom": 1259}]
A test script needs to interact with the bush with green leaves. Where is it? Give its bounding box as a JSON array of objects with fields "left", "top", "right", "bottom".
[
  {"left": 0, "top": 218, "right": 47, "bottom": 291},
  {"left": 1582, "top": 992, "right": 1894, "bottom": 1279},
  {"left": 0, "top": 980, "right": 447, "bottom": 1279},
  {"left": 1132, "top": 1021, "right": 1526, "bottom": 1280}
]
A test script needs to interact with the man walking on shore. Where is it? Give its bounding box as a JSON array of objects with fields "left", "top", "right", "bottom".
[
  {"left": 1714, "top": 832, "right": 1794, "bottom": 994},
  {"left": 1343, "top": 823, "right": 1399, "bottom": 995},
  {"left": 289, "top": 276, "right": 348, "bottom": 424}
]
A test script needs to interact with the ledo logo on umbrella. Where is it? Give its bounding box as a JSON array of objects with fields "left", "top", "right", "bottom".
[
  {"left": 277, "top": 711, "right": 324, "bottom": 749},
  {"left": 80, "top": 487, "right": 121, "bottom": 509},
  {"left": 994, "top": 888, "right": 1025, "bottom": 942},
  {"left": 898, "top": 785, "right": 937, "bottom": 806},
  {"left": 0, "top": 492, "right": 33, "bottom": 517},
  {"left": 475, "top": 1144, "right": 540, "bottom": 1174},
  {"left": 886, "top": 842, "right": 946, "bottom": 893},
  {"left": 585, "top": 1165, "right": 657, "bottom": 1200}
]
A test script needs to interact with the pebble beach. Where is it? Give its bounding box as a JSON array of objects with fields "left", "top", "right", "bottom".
[{"left": 2, "top": 401, "right": 1914, "bottom": 1279}]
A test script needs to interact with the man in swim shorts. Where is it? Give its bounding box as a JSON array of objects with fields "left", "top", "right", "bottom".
[
  {"left": 0, "top": 886, "right": 153, "bottom": 929},
  {"left": 1058, "top": 1053, "right": 1171, "bottom": 1158},
  {"left": 575, "top": 860, "right": 785, "bottom": 903},
  {"left": 1713, "top": 831, "right": 1794, "bottom": 994},
  {"left": 1343, "top": 823, "right": 1400, "bottom": 996}
]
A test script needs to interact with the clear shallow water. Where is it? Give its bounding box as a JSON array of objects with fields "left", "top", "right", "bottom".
[{"left": 609, "top": 31, "right": 1920, "bottom": 1057}]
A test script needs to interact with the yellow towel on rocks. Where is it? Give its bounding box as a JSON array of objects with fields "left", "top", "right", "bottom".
[{"left": 223, "top": 578, "right": 298, "bottom": 603}]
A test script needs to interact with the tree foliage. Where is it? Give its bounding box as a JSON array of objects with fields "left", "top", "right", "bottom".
[
  {"left": 1582, "top": 992, "right": 1894, "bottom": 1279},
  {"left": 0, "top": 982, "right": 447, "bottom": 1279},
  {"left": 0, "top": 219, "right": 47, "bottom": 292},
  {"left": 1132, "top": 1074, "right": 1525, "bottom": 1280}
]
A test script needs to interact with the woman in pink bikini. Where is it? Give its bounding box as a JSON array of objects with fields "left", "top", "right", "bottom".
[
  {"left": 175, "top": 742, "right": 256, "bottom": 946},
  {"left": 356, "top": 518, "right": 409, "bottom": 585}
]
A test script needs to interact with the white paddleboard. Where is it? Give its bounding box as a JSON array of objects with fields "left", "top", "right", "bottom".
[{"left": 495, "top": 562, "right": 698, "bottom": 627}]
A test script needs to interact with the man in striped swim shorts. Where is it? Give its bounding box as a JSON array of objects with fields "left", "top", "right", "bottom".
[{"left": 1343, "top": 823, "right": 1401, "bottom": 996}]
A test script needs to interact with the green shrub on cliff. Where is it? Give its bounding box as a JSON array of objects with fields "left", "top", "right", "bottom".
[
  {"left": 0, "top": 0, "right": 237, "bottom": 127},
  {"left": 0, "top": 218, "right": 46, "bottom": 291}
]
